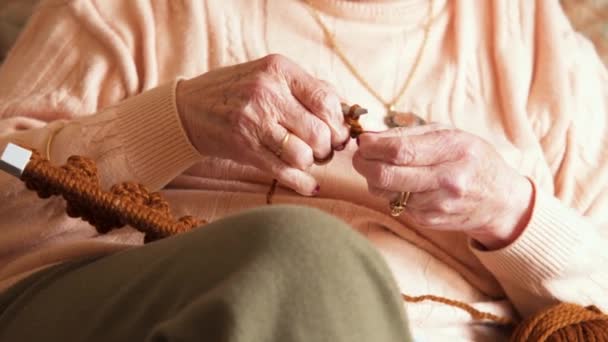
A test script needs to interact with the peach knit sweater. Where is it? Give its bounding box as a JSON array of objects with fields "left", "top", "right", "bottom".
[{"left": 1, "top": 0, "right": 608, "bottom": 340}]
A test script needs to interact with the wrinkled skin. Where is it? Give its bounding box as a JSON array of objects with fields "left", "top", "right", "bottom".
[
  {"left": 177, "top": 54, "right": 533, "bottom": 249},
  {"left": 177, "top": 54, "right": 350, "bottom": 196},
  {"left": 353, "top": 125, "right": 534, "bottom": 249}
]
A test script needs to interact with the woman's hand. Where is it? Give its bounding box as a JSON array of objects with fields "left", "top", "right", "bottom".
[
  {"left": 176, "top": 54, "right": 350, "bottom": 196},
  {"left": 353, "top": 125, "right": 534, "bottom": 249}
]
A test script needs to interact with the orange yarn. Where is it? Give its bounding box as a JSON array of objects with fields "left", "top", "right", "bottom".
[
  {"left": 402, "top": 295, "right": 608, "bottom": 341},
  {"left": 512, "top": 303, "right": 608, "bottom": 341},
  {"left": 402, "top": 294, "right": 512, "bottom": 325},
  {"left": 20, "top": 150, "right": 203, "bottom": 242},
  {"left": 14, "top": 103, "right": 608, "bottom": 340}
]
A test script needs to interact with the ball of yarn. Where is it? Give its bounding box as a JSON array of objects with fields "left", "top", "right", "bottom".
[{"left": 511, "top": 303, "right": 608, "bottom": 341}]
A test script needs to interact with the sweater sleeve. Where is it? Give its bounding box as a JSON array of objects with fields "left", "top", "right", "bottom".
[
  {"left": 471, "top": 1, "right": 608, "bottom": 318},
  {"left": 0, "top": 0, "right": 201, "bottom": 187},
  {"left": 0, "top": 0, "right": 201, "bottom": 241}
]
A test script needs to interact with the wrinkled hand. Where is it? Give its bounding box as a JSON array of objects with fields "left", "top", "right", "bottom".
[
  {"left": 176, "top": 54, "right": 350, "bottom": 195},
  {"left": 353, "top": 124, "right": 534, "bottom": 249}
]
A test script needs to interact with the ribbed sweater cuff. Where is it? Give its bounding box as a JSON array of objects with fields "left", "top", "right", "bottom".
[
  {"left": 470, "top": 181, "right": 596, "bottom": 287},
  {"left": 116, "top": 81, "right": 201, "bottom": 189}
]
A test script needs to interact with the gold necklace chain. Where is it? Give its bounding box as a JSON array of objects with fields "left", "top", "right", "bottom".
[{"left": 304, "top": 0, "right": 435, "bottom": 114}]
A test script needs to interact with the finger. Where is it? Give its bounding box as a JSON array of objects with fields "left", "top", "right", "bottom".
[
  {"left": 278, "top": 59, "right": 350, "bottom": 146},
  {"left": 366, "top": 185, "right": 455, "bottom": 226},
  {"left": 320, "top": 80, "right": 354, "bottom": 148},
  {"left": 250, "top": 145, "right": 318, "bottom": 196},
  {"left": 406, "top": 210, "right": 460, "bottom": 229},
  {"left": 368, "top": 186, "right": 414, "bottom": 205},
  {"left": 358, "top": 129, "right": 463, "bottom": 166},
  {"left": 367, "top": 185, "right": 397, "bottom": 201},
  {"left": 257, "top": 123, "right": 314, "bottom": 170},
  {"left": 279, "top": 131, "right": 315, "bottom": 170},
  {"left": 374, "top": 123, "right": 452, "bottom": 137},
  {"left": 298, "top": 78, "right": 350, "bottom": 150},
  {"left": 258, "top": 123, "right": 291, "bottom": 157},
  {"left": 278, "top": 98, "right": 333, "bottom": 160},
  {"left": 297, "top": 84, "right": 349, "bottom": 147},
  {"left": 367, "top": 185, "right": 433, "bottom": 211},
  {"left": 367, "top": 186, "right": 419, "bottom": 214},
  {"left": 400, "top": 189, "right": 444, "bottom": 211},
  {"left": 405, "top": 189, "right": 474, "bottom": 214},
  {"left": 353, "top": 153, "right": 440, "bottom": 192},
  {"left": 367, "top": 186, "right": 461, "bottom": 214},
  {"left": 366, "top": 184, "right": 462, "bottom": 227}
]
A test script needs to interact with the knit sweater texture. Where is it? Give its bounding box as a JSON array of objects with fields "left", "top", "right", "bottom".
[{"left": 1, "top": 0, "right": 607, "bottom": 340}]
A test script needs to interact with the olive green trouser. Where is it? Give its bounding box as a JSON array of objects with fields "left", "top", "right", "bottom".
[{"left": 0, "top": 206, "right": 412, "bottom": 342}]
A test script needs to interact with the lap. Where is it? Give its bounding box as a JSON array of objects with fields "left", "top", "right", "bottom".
[{"left": 0, "top": 205, "right": 410, "bottom": 342}]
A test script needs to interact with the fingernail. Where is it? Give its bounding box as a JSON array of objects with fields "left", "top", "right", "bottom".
[
  {"left": 312, "top": 185, "right": 321, "bottom": 196},
  {"left": 356, "top": 137, "right": 360, "bottom": 146}
]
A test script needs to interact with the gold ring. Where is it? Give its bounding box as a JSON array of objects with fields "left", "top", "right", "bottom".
[
  {"left": 389, "top": 192, "right": 410, "bottom": 217},
  {"left": 276, "top": 132, "right": 291, "bottom": 157}
]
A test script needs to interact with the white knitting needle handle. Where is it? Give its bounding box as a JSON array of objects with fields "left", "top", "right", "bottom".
[{"left": 0, "top": 143, "right": 33, "bottom": 178}]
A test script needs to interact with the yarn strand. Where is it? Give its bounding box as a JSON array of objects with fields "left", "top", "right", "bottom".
[{"left": 401, "top": 294, "right": 513, "bottom": 325}]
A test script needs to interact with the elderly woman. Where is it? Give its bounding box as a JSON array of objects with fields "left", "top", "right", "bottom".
[{"left": 0, "top": 0, "right": 607, "bottom": 340}]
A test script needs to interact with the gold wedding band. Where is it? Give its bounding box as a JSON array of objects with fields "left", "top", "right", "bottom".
[
  {"left": 389, "top": 192, "right": 410, "bottom": 217},
  {"left": 276, "top": 132, "right": 291, "bottom": 157}
]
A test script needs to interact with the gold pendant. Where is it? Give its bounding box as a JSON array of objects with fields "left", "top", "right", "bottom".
[{"left": 385, "top": 105, "right": 426, "bottom": 128}]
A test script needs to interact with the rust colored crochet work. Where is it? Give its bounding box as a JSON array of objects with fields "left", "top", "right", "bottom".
[{"left": 20, "top": 150, "right": 204, "bottom": 243}]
